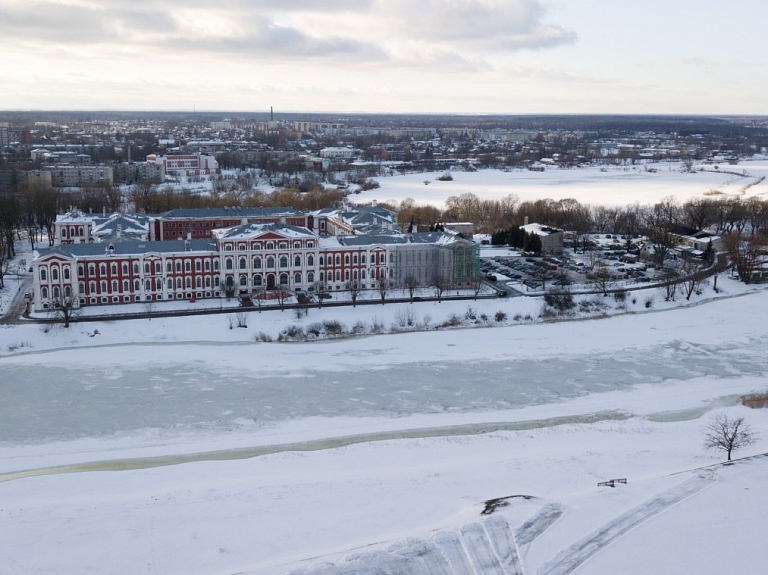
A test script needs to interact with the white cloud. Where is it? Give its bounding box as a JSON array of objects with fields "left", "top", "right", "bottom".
[{"left": 0, "top": 0, "right": 573, "bottom": 65}]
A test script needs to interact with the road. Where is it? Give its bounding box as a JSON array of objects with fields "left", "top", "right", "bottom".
[{"left": 0, "top": 273, "right": 32, "bottom": 325}]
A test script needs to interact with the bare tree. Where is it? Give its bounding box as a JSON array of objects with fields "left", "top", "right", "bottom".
[
  {"left": 345, "top": 280, "right": 363, "bottom": 307},
  {"left": 376, "top": 278, "right": 388, "bottom": 304},
  {"left": 253, "top": 287, "right": 264, "bottom": 312},
  {"left": 313, "top": 281, "right": 327, "bottom": 309},
  {"left": 590, "top": 263, "right": 612, "bottom": 296},
  {"left": 681, "top": 258, "right": 706, "bottom": 300},
  {"left": 430, "top": 273, "right": 447, "bottom": 303},
  {"left": 704, "top": 414, "right": 755, "bottom": 461},
  {"left": 130, "top": 180, "right": 156, "bottom": 214},
  {"left": 143, "top": 299, "right": 155, "bottom": 320},
  {"left": 661, "top": 266, "right": 681, "bottom": 301},
  {"left": 403, "top": 275, "right": 418, "bottom": 303},
  {"left": 276, "top": 284, "right": 290, "bottom": 311},
  {"left": 0, "top": 193, "right": 21, "bottom": 260},
  {"left": 0, "top": 233, "right": 10, "bottom": 289},
  {"left": 682, "top": 198, "right": 716, "bottom": 231},
  {"left": 224, "top": 276, "right": 236, "bottom": 300},
  {"left": 51, "top": 296, "right": 80, "bottom": 328},
  {"left": 472, "top": 277, "right": 484, "bottom": 300},
  {"left": 722, "top": 231, "right": 768, "bottom": 283}
]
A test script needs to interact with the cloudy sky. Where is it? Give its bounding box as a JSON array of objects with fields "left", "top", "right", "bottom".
[{"left": 2, "top": 0, "right": 766, "bottom": 114}]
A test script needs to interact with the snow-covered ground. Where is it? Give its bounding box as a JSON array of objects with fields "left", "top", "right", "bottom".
[
  {"left": 4, "top": 158, "right": 768, "bottom": 573},
  {"left": 1, "top": 277, "right": 768, "bottom": 574},
  {"left": 353, "top": 159, "right": 768, "bottom": 209}
]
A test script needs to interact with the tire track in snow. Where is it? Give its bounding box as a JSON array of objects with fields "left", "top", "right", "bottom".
[
  {"left": 515, "top": 503, "right": 564, "bottom": 548},
  {"left": 288, "top": 515, "right": 529, "bottom": 575},
  {"left": 536, "top": 473, "right": 716, "bottom": 575},
  {"left": 484, "top": 515, "right": 525, "bottom": 575},
  {"left": 459, "top": 522, "right": 507, "bottom": 574}
]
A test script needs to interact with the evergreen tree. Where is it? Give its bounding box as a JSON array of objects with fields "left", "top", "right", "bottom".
[{"left": 703, "top": 240, "right": 715, "bottom": 264}]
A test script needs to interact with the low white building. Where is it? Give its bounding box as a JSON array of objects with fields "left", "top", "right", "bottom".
[
  {"left": 319, "top": 147, "right": 355, "bottom": 160},
  {"left": 148, "top": 153, "right": 219, "bottom": 177}
]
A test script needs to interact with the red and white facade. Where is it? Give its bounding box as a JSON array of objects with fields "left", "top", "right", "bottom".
[
  {"left": 32, "top": 223, "right": 476, "bottom": 312},
  {"left": 32, "top": 241, "right": 221, "bottom": 311},
  {"left": 147, "top": 153, "right": 219, "bottom": 177}
]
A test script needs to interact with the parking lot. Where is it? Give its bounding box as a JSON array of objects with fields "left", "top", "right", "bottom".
[{"left": 480, "top": 240, "right": 658, "bottom": 293}]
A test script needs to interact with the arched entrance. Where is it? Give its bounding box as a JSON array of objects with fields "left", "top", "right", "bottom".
[{"left": 266, "top": 274, "right": 276, "bottom": 290}]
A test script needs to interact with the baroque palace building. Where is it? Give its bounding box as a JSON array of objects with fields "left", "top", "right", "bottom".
[{"left": 31, "top": 221, "right": 479, "bottom": 312}]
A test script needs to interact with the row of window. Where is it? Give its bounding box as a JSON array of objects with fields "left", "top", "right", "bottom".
[
  {"left": 41, "top": 275, "right": 223, "bottom": 300},
  {"left": 223, "top": 240, "right": 315, "bottom": 251},
  {"left": 39, "top": 267, "right": 70, "bottom": 281},
  {"left": 165, "top": 230, "right": 213, "bottom": 238},
  {"left": 167, "top": 221, "right": 215, "bottom": 228},
  {"left": 226, "top": 255, "right": 312, "bottom": 270},
  {"left": 222, "top": 252, "right": 390, "bottom": 269},
  {"left": 227, "top": 267, "right": 382, "bottom": 288},
  {"left": 60, "top": 227, "right": 85, "bottom": 238},
  {"left": 61, "top": 259, "right": 220, "bottom": 280},
  {"left": 40, "top": 253, "right": 396, "bottom": 283}
]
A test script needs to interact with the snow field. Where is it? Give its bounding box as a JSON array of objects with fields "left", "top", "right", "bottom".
[
  {"left": 1, "top": 272, "right": 768, "bottom": 573},
  {"left": 353, "top": 159, "right": 768, "bottom": 210}
]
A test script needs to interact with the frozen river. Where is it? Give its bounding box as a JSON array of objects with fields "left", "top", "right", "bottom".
[{"left": 1, "top": 336, "right": 764, "bottom": 444}]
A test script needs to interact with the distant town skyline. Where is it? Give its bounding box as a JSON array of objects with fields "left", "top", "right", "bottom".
[{"left": 2, "top": 0, "right": 766, "bottom": 115}]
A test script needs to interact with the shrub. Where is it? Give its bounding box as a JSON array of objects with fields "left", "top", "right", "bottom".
[
  {"left": 440, "top": 314, "right": 463, "bottom": 328},
  {"left": 6, "top": 341, "right": 32, "bottom": 352},
  {"left": 644, "top": 296, "right": 654, "bottom": 309},
  {"left": 437, "top": 172, "right": 453, "bottom": 181},
  {"left": 495, "top": 310, "right": 507, "bottom": 322},
  {"left": 254, "top": 331, "right": 273, "bottom": 342},
  {"left": 322, "top": 319, "right": 345, "bottom": 336},
  {"left": 613, "top": 290, "right": 627, "bottom": 303},
  {"left": 294, "top": 307, "right": 308, "bottom": 320},
  {"left": 742, "top": 392, "right": 768, "bottom": 409},
  {"left": 394, "top": 307, "right": 417, "bottom": 328},
  {"left": 541, "top": 307, "right": 558, "bottom": 319},
  {"left": 464, "top": 306, "right": 477, "bottom": 320},
  {"left": 544, "top": 289, "right": 575, "bottom": 312},
  {"left": 351, "top": 320, "right": 367, "bottom": 335},
  {"left": 370, "top": 316, "right": 385, "bottom": 334},
  {"left": 306, "top": 322, "right": 323, "bottom": 338},
  {"left": 281, "top": 325, "right": 305, "bottom": 340}
]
